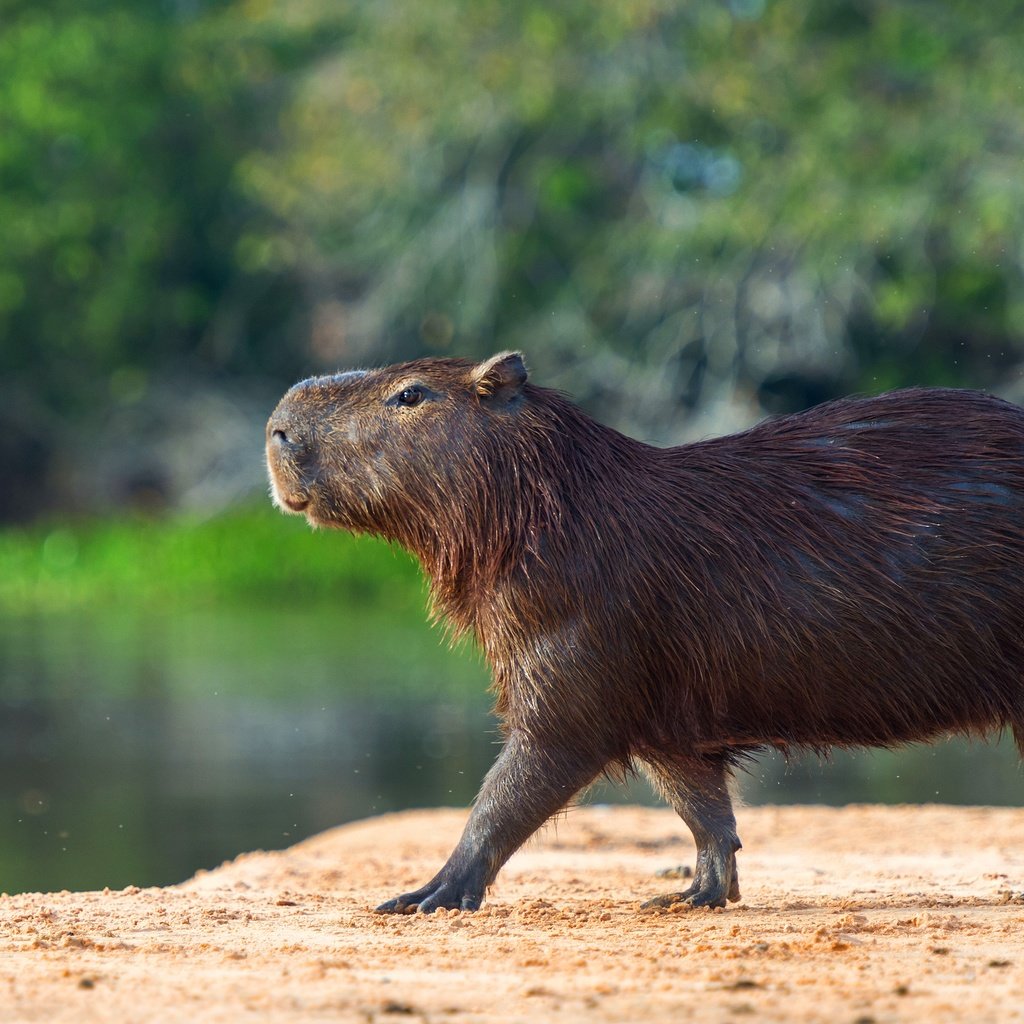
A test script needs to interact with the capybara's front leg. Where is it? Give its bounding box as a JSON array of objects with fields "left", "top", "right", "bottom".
[
  {"left": 642, "top": 753, "right": 741, "bottom": 910},
  {"left": 375, "top": 730, "right": 605, "bottom": 914}
]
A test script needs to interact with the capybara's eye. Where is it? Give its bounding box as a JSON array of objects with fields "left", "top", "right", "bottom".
[{"left": 397, "top": 386, "right": 423, "bottom": 407}]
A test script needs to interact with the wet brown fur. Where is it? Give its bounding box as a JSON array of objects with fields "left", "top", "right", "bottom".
[{"left": 267, "top": 352, "right": 1024, "bottom": 913}]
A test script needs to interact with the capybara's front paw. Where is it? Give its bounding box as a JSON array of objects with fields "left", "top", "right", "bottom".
[{"left": 375, "top": 879, "right": 483, "bottom": 915}]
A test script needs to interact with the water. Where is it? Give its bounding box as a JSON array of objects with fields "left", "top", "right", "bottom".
[
  {"left": 1, "top": 607, "right": 1021, "bottom": 894},
  {"left": 1, "top": 689, "right": 497, "bottom": 895}
]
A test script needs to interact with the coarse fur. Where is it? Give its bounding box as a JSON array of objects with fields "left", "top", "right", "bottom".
[{"left": 266, "top": 352, "right": 1024, "bottom": 913}]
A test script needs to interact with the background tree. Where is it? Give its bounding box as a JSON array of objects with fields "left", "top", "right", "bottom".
[{"left": 2, "top": 0, "right": 1023, "bottom": 519}]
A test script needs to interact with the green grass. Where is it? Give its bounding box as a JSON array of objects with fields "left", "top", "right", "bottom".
[
  {"left": 0, "top": 505, "right": 493, "bottom": 699},
  {"left": 0, "top": 504, "right": 425, "bottom": 614}
]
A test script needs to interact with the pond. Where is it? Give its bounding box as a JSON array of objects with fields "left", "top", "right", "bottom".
[{"left": 1, "top": 606, "right": 1021, "bottom": 895}]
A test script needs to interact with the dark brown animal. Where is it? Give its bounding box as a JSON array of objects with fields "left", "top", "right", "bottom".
[{"left": 266, "top": 352, "right": 1024, "bottom": 913}]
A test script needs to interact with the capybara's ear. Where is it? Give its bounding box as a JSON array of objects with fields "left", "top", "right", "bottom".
[{"left": 472, "top": 351, "right": 528, "bottom": 402}]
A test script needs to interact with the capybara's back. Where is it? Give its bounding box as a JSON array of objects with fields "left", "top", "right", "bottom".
[
  {"left": 641, "top": 385, "right": 1024, "bottom": 757},
  {"left": 267, "top": 352, "right": 1024, "bottom": 913}
]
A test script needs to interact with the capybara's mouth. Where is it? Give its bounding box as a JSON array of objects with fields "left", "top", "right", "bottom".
[{"left": 268, "top": 470, "right": 311, "bottom": 513}]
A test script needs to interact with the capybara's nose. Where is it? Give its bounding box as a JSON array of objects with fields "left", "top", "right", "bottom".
[{"left": 267, "top": 412, "right": 304, "bottom": 450}]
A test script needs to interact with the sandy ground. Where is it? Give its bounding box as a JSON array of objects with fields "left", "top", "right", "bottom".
[{"left": 2, "top": 805, "right": 1024, "bottom": 1023}]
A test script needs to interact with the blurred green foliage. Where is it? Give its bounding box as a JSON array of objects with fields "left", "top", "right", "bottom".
[
  {"left": 2, "top": 0, "right": 1024, "bottom": 517},
  {"left": 0, "top": 505, "right": 422, "bottom": 613},
  {"left": 229, "top": 0, "right": 1024, "bottom": 395}
]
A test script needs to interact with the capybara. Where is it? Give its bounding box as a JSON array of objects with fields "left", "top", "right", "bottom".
[{"left": 266, "top": 351, "right": 1024, "bottom": 912}]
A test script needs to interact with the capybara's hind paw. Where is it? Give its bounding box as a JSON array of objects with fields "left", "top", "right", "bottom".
[
  {"left": 374, "top": 894, "right": 419, "bottom": 915},
  {"left": 642, "top": 888, "right": 722, "bottom": 911},
  {"left": 642, "top": 878, "right": 739, "bottom": 911},
  {"left": 375, "top": 880, "right": 482, "bottom": 915},
  {"left": 642, "top": 887, "right": 721, "bottom": 911}
]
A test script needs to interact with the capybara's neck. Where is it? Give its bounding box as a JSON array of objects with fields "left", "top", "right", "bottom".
[{"left": 397, "top": 384, "right": 652, "bottom": 636}]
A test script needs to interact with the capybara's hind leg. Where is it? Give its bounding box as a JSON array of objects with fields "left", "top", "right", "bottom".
[
  {"left": 375, "top": 730, "right": 606, "bottom": 914},
  {"left": 641, "top": 754, "right": 741, "bottom": 910}
]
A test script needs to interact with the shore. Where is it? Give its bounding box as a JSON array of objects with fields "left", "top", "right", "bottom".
[{"left": 2, "top": 804, "right": 1024, "bottom": 1022}]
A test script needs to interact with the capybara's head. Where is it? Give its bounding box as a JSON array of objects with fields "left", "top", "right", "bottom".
[{"left": 266, "top": 351, "right": 529, "bottom": 538}]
